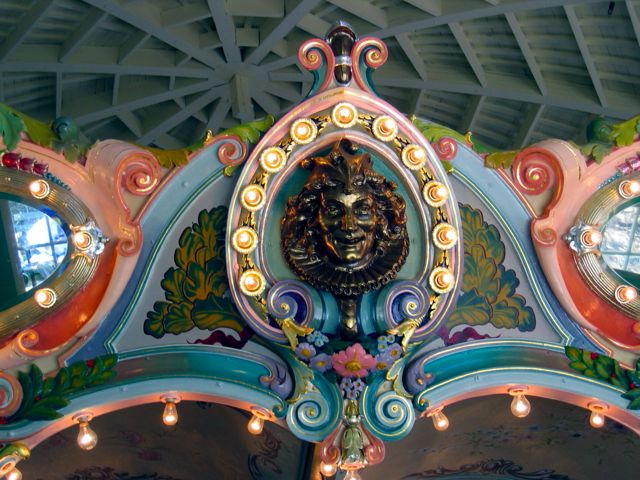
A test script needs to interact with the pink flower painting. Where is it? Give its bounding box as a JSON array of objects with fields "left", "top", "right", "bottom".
[{"left": 331, "top": 343, "right": 376, "bottom": 378}]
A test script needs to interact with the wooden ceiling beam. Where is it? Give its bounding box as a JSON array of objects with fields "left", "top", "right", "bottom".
[
  {"left": 514, "top": 103, "right": 545, "bottom": 147},
  {"left": 449, "top": 22, "right": 487, "bottom": 87},
  {"left": 0, "top": 0, "right": 55, "bottom": 61},
  {"left": 60, "top": 9, "right": 108, "bottom": 62},
  {"left": 207, "top": 0, "right": 241, "bottom": 64},
  {"left": 396, "top": 33, "right": 428, "bottom": 81},
  {"left": 83, "top": 0, "right": 223, "bottom": 69},
  {"left": 564, "top": 5, "right": 608, "bottom": 108},
  {"left": 505, "top": 12, "right": 547, "bottom": 96},
  {"left": 137, "top": 86, "right": 225, "bottom": 145},
  {"left": 327, "top": 0, "right": 388, "bottom": 28}
]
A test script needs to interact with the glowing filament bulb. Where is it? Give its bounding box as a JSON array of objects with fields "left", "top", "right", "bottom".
[
  {"left": 431, "top": 409, "right": 450, "bottom": 431},
  {"left": 73, "top": 231, "right": 93, "bottom": 249},
  {"left": 162, "top": 401, "right": 178, "bottom": 426},
  {"left": 615, "top": 285, "right": 637, "bottom": 303},
  {"left": 248, "top": 415, "right": 264, "bottom": 435},
  {"left": 589, "top": 410, "right": 605, "bottom": 428},
  {"left": 6, "top": 468, "right": 22, "bottom": 480},
  {"left": 34, "top": 288, "right": 56, "bottom": 308},
  {"left": 320, "top": 462, "right": 337, "bottom": 476},
  {"left": 77, "top": 419, "right": 98, "bottom": 450},
  {"left": 29, "top": 179, "right": 50, "bottom": 199},
  {"left": 510, "top": 393, "right": 531, "bottom": 418},
  {"left": 620, "top": 180, "right": 640, "bottom": 198}
]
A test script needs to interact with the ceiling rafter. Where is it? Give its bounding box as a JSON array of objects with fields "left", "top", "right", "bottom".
[
  {"left": 73, "top": 79, "right": 221, "bottom": 125},
  {"left": 118, "top": 31, "right": 149, "bottom": 63},
  {"left": 403, "top": 0, "right": 441, "bottom": 16},
  {"left": 371, "top": 0, "right": 610, "bottom": 38},
  {"left": 207, "top": 0, "right": 241, "bottom": 64},
  {"left": 396, "top": 33, "right": 428, "bottom": 81},
  {"left": 505, "top": 12, "right": 547, "bottom": 96},
  {"left": 55, "top": 72, "right": 62, "bottom": 117},
  {"left": 138, "top": 86, "right": 225, "bottom": 145},
  {"left": 409, "top": 89, "right": 425, "bottom": 115},
  {"left": 161, "top": 3, "right": 210, "bottom": 28},
  {"left": 563, "top": 5, "right": 608, "bottom": 108},
  {"left": 327, "top": 0, "right": 388, "bottom": 28},
  {"left": 245, "top": 0, "right": 322, "bottom": 65},
  {"left": 207, "top": 97, "right": 232, "bottom": 133},
  {"left": 82, "top": 0, "right": 224, "bottom": 69},
  {"left": 375, "top": 75, "right": 633, "bottom": 118},
  {"left": 60, "top": 9, "right": 108, "bottom": 62},
  {"left": 625, "top": 0, "right": 640, "bottom": 48},
  {"left": 459, "top": 95, "right": 485, "bottom": 133},
  {"left": 449, "top": 22, "right": 487, "bottom": 87},
  {"left": 514, "top": 103, "right": 545, "bottom": 147},
  {"left": 0, "top": 0, "right": 55, "bottom": 61}
]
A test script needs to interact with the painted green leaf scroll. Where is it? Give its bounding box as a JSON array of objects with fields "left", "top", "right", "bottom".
[
  {"left": 0, "top": 104, "right": 25, "bottom": 151},
  {"left": 144, "top": 206, "right": 245, "bottom": 338},
  {"left": 4, "top": 355, "right": 117, "bottom": 423},
  {"left": 447, "top": 204, "right": 535, "bottom": 331},
  {"left": 565, "top": 347, "right": 640, "bottom": 410}
]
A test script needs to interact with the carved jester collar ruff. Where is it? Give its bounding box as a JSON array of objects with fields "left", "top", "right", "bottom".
[{"left": 281, "top": 139, "right": 409, "bottom": 299}]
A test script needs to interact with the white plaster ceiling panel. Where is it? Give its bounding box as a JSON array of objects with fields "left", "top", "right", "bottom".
[{"left": 0, "top": 0, "right": 639, "bottom": 152}]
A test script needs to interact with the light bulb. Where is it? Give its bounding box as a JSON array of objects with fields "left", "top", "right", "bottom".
[
  {"left": 431, "top": 409, "right": 449, "bottom": 431},
  {"left": 344, "top": 470, "right": 362, "bottom": 480},
  {"left": 248, "top": 415, "right": 264, "bottom": 435},
  {"left": 162, "top": 401, "right": 178, "bottom": 426},
  {"left": 510, "top": 394, "right": 531, "bottom": 418},
  {"left": 320, "top": 461, "right": 337, "bottom": 476},
  {"left": 77, "top": 420, "right": 98, "bottom": 450},
  {"left": 6, "top": 468, "right": 22, "bottom": 480},
  {"left": 589, "top": 410, "right": 605, "bottom": 428}
]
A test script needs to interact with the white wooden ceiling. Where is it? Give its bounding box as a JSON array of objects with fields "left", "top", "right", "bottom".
[{"left": 1, "top": 0, "right": 639, "bottom": 150}]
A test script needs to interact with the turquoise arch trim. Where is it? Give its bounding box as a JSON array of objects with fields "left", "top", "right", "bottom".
[
  {"left": 412, "top": 340, "right": 640, "bottom": 430},
  {"left": 450, "top": 145, "right": 597, "bottom": 350},
  {"left": 1, "top": 346, "right": 288, "bottom": 442}
]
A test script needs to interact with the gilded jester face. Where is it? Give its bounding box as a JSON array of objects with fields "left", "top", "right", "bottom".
[{"left": 281, "top": 139, "right": 409, "bottom": 297}]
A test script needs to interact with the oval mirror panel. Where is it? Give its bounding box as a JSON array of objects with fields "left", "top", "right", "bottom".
[
  {"left": 0, "top": 194, "right": 69, "bottom": 310},
  {"left": 601, "top": 203, "right": 640, "bottom": 289}
]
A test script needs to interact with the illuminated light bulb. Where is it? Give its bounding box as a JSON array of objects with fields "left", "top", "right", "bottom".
[
  {"left": 259, "top": 147, "right": 287, "bottom": 173},
  {"left": 75, "top": 416, "right": 98, "bottom": 450},
  {"left": 632, "top": 322, "right": 640, "bottom": 336},
  {"left": 319, "top": 462, "right": 338, "bottom": 476},
  {"left": 428, "top": 408, "right": 449, "bottom": 431},
  {"left": 232, "top": 227, "right": 258, "bottom": 254},
  {"left": 429, "top": 267, "right": 454, "bottom": 294},
  {"left": 247, "top": 415, "right": 264, "bottom": 435},
  {"left": 589, "top": 410, "right": 605, "bottom": 428},
  {"left": 73, "top": 231, "right": 93, "bottom": 250},
  {"left": 433, "top": 223, "right": 458, "bottom": 249},
  {"left": 619, "top": 180, "right": 640, "bottom": 198},
  {"left": 508, "top": 387, "right": 531, "bottom": 418},
  {"left": 422, "top": 181, "right": 449, "bottom": 207},
  {"left": 162, "top": 401, "right": 179, "bottom": 426},
  {"left": 34, "top": 288, "right": 56, "bottom": 308},
  {"left": 290, "top": 118, "right": 318, "bottom": 144},
  {"left": 240, "top": 185, "right": 266, "bottom": 211},
  {"left": 344, "top": 470, "right": 362, "bottom": 480},
  {"left": 29, "top": 179, "right": 50, "bottom": 199},
  {"left": 6, "top": 468, "right": 21, "bottom": 480},
  {"left": 615, "top": 285, "right": 637, "bottom": 304},
  {"left": 372, "top": 115, "right": 398, "bottom": 141},
  {"left": 239, "top": 269, "right": 266, "bottom": 296},
  {"left": 588, "top": 402, "right": 608, "bottom": 428},
  {"left": 402, "top": 144, "right": 427, "bottom": 170},
  {"left": 580, "top": 229, "right": 602, "bottom": 248},
  {"left": 331, "top": 103, "right": 358, "bottom": 128}
]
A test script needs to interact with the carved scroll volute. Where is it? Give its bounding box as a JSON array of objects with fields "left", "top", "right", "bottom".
[{"left": 84, "top": 140, "right": 162, "bottom": 256}]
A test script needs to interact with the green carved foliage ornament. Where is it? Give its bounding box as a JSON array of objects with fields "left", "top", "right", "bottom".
[
  {"left": 144, "top": 206, "right": 245, "bottom": 338},
  {"left": 447, "top": 204, "right": 535, "bottom": 332},
  {"left": 2, "top": 355, "right": 117, "bottom": 424},
  {"left": 565, "top": 347, "right": 640, "bottom": 410}
]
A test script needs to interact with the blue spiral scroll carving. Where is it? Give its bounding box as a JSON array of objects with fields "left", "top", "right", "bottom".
[
  {"left": 360, "top": 380, "right": 416, "bottom": 441},
  {"left": 376, "top": 281, "right": 432, "bottom": 340},
  {"left": 405, "top": 353, "right": 436, "bottom": 397},
  {"left": 259, "top": 361, "right": 293, "bottom": 400},
  {"left": 286, "top": 372, "right": 342, "bottom": 442}
]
